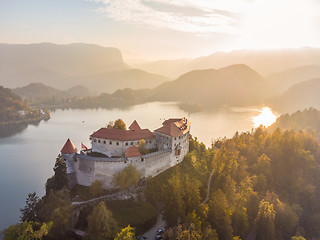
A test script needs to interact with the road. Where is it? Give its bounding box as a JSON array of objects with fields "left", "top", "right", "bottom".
[{"left": 141, "top": 213, "right": 165, "bottom": 239}]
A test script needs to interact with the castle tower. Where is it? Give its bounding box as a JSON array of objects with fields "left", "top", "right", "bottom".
[
  {"left": 61, "top": 138, "right": 77, "bottom": 173},
  {"left": 61, "top": 138, "right": 78, "bottom": 188}
]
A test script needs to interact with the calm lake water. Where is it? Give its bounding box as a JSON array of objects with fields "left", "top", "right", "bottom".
[{"left": 0, "top": 102, "right": 270, "bottom": 231}]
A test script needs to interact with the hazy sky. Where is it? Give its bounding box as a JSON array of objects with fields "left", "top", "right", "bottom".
[{"left": 1, "top": 0, "right": 320, "bottom": 63}]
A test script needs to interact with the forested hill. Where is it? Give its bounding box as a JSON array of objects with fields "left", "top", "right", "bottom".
[
  {"left": 269, "top": 108, "right": 320, "bottom": 139},
  {"left": 146, "top": 128, "right": 320, "bottom": 240},
  {"left": 0, "top": 86, "right": 43, "bottom": 123}
]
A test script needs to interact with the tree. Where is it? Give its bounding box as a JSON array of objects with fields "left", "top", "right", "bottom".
[
  {"left": 256, "top": 200, "right": 276, "bottom": 240},
  {"left": 89, "top": 180, "right": 104, "bottom": 198},
  {"left": 291, "top": 236, "right": 306, "bottom": 240},
  {"left": 20, "top": 192, "right": 40, "bottom": 222},
  {"left": 45, "top": 155, "right": 67, "bottom": 194},
  {"left": 37, "top": 189, "right": 72, "bottom": 239},
  {"left": 4, "top": 221, "right": 51, "bottom": 240},
  {"left": 106, "top": 119, "right": 126, "bottom": 130},
  {"left": 85, "top": 201, "right": 119, "bottom": 240},
  {"left": 112, "top": 165, "right": 140, "bottom": 190},
  {"left": 114, "top": 119, "right": 126, "bottom": 130},
  {"left": 138, "top": 139, "right": 148, "bottom": 155},
  {"left": 162, "top": 171, "right": 186, "bottom": 227},
  {"left": 208, "top": 189, "right": 233, "bottom": 240},
  {"left": 114, "top": 225, "right": 135, "bottom": 240}
]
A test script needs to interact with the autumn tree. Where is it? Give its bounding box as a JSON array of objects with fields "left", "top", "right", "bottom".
[
  {"left": 85, "top": 201, "right": 119, "bottom": 240},
  {"left": 114, "top": 225, "right": 135, "bottom": 240},
  {"left": 256, "top": 200, "right": 276, "bottom": 240},
  {"left": 114, "top": 119, "right": 126, "bottom": 130},
  {"left": 112, "top": 164, "right": 140, "bottom": 190},
  {"left": 106, "top": 119, "right": 126, "bottom": 130},
  {"left": 4, "top": 221, "right": 52, "bottom": 240},
  {"left": 138, "top": 139, "right": 148, "bottom": 155}
]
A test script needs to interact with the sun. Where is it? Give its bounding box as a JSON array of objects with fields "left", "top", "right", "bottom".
[{"left": 252, "top": 107, "right": 277, "bottom": 128}]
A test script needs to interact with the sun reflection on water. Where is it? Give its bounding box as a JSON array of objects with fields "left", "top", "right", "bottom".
[{"left": 252, "top": 107, "right": 277, "bottom": 128}]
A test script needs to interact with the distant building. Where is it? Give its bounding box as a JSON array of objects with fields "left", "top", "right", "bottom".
[{"left": 61, "top": 118, "right": 190, "bottom": 189}]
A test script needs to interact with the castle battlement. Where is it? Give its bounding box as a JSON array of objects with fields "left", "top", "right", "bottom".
[{"left": 61, "top": 118, "right": 190, "bottom": 189}]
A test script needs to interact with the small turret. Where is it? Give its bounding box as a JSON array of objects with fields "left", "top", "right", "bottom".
[
  {"left": 61, "top": 138, "right": 77, "bottom": 174},
  {"left": 61, "top": 138, "right": 77, "bottom": 154}
]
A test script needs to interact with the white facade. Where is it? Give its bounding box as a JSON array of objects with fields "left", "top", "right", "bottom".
[{"left": 91, "top": 138, "right": 156, "bottom": 157}]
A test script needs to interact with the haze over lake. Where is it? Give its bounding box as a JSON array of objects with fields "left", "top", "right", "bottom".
[{"left": 0, "top": 102, "right": 274, "bottom": 231}]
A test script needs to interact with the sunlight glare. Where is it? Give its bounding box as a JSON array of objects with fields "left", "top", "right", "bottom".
[{"left": 252, "top": 107, "right": 277, "bottom": 128}]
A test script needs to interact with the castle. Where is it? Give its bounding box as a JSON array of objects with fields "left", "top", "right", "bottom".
[{"left": 61, "top": 118, "right": 190, "bottom": 189}]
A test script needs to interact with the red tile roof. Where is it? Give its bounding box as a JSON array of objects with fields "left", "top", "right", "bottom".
[
  {"left": 129, "top": 120, "right": 141, "bottom": 131},
  {"left": 155, "top": 118, "right": 190, "bottom": 137},
  {"left": 125, "top": 146, "right": 141, "bottom": 158},
  {"left": 91, "top": 128, "right": 155, "bottom": 141},
  {"left": 61, "top": 138, "right": 77, "bottom": 154}
]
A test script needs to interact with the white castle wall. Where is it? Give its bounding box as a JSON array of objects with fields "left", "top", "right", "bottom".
[
  {"left": 91, "top": 138, "right": 157, "bottom": 157},
  {"left": 62, "top": 153, "right": 76, "bottom": 173}
]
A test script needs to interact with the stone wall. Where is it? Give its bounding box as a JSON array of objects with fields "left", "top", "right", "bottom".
[{"left": 75, "top": 158, "right": 95, "bottom": 186}]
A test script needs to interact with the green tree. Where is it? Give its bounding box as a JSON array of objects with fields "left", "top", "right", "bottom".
[
  {"left": 114, "top": 225, "right": 135, "bottom": 240},
  {"left": 85, "top": 201, "right": 119, "bottom": 240},
  {"left": 114, "top": 119, "right": 126, "bottom": 130},
  {"left": 112, "top": 165, "right": 140, "bottom": 190},
  {"left": 20, "top": 192, "right": 40, "bottom": 222},
  {"left": 45, "top": 155, "right": 67, "bottom": 194},
  {"left": 208, "top": 189, "right": 233, "bottom": 240},
  {"left": 4, "top": 221, "right": 51, "bottom": 240},
  {"left": 37, "top": 189, "right": 72, "bottom": 239},
  {"left": 89, "top": 180, "right": 104, "bottom": 198}
]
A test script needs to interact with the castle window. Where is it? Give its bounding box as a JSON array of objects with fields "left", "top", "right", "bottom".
[
  {"left": 130, "top": 142, "right": 133, "bottom": 145},
  {"left": 125, "top": 142, "right": 128, "bottom": 146},
  {"left": 175, "top": 137, "right": 176, "bottom": 140},
  {"left": 94, "top": 139, "right": 96, "bottom": 142},
  {"left": 104, "top": 140, "right": 106, "bottom": 144},
  {"left": 149, "top": 140, "right": 151, "bottom": 143},
  {"left": 117, "top": 142, "right": 119, "bottom": 145},
  {"left": 109, "top": 141, "right": 112, "bottom": 145},
  {"left": 141, "top": 158, "right": 144, "bottom": 162}
]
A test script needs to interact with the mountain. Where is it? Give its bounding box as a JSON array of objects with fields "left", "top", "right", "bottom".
[
  {"left": 271, "top": 78, "right": 320, "bottom": 113},
  {"left": 150, "top": 64, "right": 270, "bottom": 107},
  {"left": 0, "top": 43, "right": 128, "bottom": 88},
  {"left": 0, "top": 43, "right": 171, "bottom": 92},
  {"left": 14, "top": 83, "right": 66, "bottom": 100},
  {"left": 136, "top": 47, "right": 320, "bottom": 78},
  {"left": 80, "top": 69, "right": 170, "bottom": 93},
  {"left": 267, "top": 65, "right": 320, "bottom": 94}
]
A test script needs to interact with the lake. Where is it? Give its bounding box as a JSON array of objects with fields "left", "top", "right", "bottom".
[{"left": 0, "top": 102, "right": 273, "bottom": 231}]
